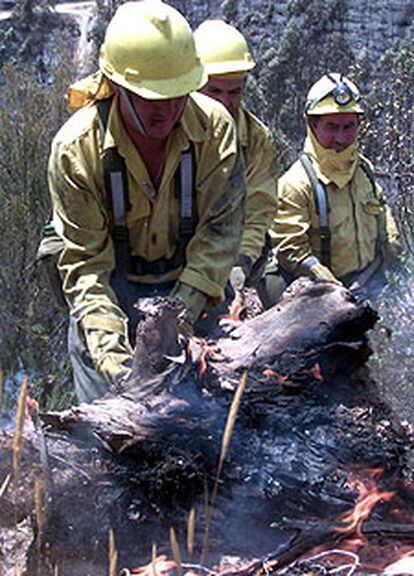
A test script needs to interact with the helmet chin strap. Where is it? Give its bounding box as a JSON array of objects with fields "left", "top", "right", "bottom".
[{"left": 119, "top": 86, "right": 147, "bottom": 136}]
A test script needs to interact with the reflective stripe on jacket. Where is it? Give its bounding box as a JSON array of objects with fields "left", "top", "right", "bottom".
[
  {"left": 271, "top": 156, "right": 398, "bottom": 279},
  {"left": 237, "top": 107, "right": 278, "bottom": 262}
]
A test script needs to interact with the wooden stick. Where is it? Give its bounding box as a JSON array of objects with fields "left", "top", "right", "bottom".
[{"left": 12, "top": 376, "right": 28, "bottom": 481}]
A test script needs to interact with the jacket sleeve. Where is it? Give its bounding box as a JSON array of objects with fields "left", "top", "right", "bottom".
[
  {"left": 271, "top": 168, "right": 316, "bottom": 276},
  {"left": 374, "top": 179, "right": 401, "bottom": 261},
  {"left": 178, "top": 117, "right": 246, "bottom": 313},
  {"left": 49, "top": 135, "right": 132, "bottom": 386},
  {"left": 240, "top": 127, "right": 278, "bottom": 263}
]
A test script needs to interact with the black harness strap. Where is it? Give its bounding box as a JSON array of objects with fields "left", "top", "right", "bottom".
[
  {"left": 97, "top": 98, "right": 196, "bottom": 277},
  {"left": 300, "top": 153, "right": 383, "bottom": 271},
  {"left": 98, "top": 99, "right": 131, "bottom": 275},
  {"left": 300, "top": 153, "right": 331, "bottom": 268}
]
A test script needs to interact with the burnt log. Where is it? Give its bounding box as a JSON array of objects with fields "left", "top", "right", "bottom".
[
  {"left": 0, "top": 279, "right": 412, "bottom": 576},
  {"left": 39, "top": 279, "right": 378, "bottom": 451}
]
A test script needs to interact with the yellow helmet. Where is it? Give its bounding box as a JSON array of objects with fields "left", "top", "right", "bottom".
[
  {"left": 99, "top": 1, "right": 207, "bottom": 100},
  {"left": 193, "top": 20, "right": 255, "bottom": 76},
  {"left": 305, "top": 73, "right": 364, "bottom": 115}
]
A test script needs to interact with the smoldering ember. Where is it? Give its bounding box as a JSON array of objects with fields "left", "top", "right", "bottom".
[{"left": 1, "top": 279, "right": 414, "bottom": 575}]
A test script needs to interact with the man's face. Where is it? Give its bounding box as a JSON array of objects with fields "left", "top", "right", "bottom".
[
  {"left": 201, "top": 75, "right": 246, "bottom": 118},
  {"left": 118, "top": 87, "right": 187, "bottom": 140},
  {"left": 310, "top": 113, "right": 359, "bottom": 152}
]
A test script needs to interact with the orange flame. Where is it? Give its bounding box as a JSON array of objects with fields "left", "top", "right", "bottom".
[
  {"left": 310, "top": 362, "right": 323, "bottom": 382},
  {"left": 260, "top": 369, "right": 276, "bottom": 381},
  {"left": 296, "top": 362, "right": 324, "bottom": 383},
  {"left": 225, "top": 292, "right": 244, "bottom": 322},
  {"left": 401, "top": 549, "right": 414, "bottom": 559},
  {"left": 259, "top": 368, "right": 290, "bottom": 387},
  {"left": 26, "top": 394, "right": 39, "bottom": 421},
  {"left": 337, "top": 468, "right": 396, "bottom": 540},
  {"left": 192, "top": 337, "right": 218, "bottom": 378},
  {"left": 259, "top": 362, "right": 323, "bottom": 388}
]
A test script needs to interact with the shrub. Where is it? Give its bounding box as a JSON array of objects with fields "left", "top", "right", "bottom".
[{"left": 0, "top": 45, "right": 75, "bottom": 408}]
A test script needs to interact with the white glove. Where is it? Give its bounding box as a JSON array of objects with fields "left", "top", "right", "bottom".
[{"left": 230, "top": 265, "right": 247, "bottom": 292}]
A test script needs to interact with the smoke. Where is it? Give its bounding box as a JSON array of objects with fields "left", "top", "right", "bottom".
[{"left": 368, "top": 256, "right": 414, "bottom": 425}]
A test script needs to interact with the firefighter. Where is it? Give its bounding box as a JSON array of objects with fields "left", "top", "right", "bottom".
[
  {"left": 260, "top": 73, "right": 399, "bottom": 307},
  {"left": 194, "top": 20, "right": 278, "bottom": 295},
  {"left": 47, "top": 1, "right": 245, "bottom": 402}
]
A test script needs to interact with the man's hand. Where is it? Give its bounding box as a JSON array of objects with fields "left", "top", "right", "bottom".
[
  {"left": 99, "top": 353, "right": 132, "bottom": 391},
  {"left": 310, "top": 261, "right": 342, "bottom": 285},
  {"left": 170, "top": 282, "right": 207, "bottom": 338},
  {"left": 82, "top": 315, "right": 133, "bottom": 387},
  {"left": 227, "top": 289, "right": 244, "bottom": 321},
  {"left": 229, "top": 254, "right": 253, "bottom": 292},
  {"left": 176, "top": 307, "right": 195, "bottom": 338},
  {"left": 111, "top": 358, "right": 133, "bottom": 392},
  {"left": 229, "top": 265, "right": 247, "bottom": 292}
]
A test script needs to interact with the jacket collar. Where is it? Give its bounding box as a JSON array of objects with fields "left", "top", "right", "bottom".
[
  {"left": 303, "top": 125, "right": 359, "bottom": 188},
  {"left": 235, "top": 105, "right": 248, "bottom": 147},
  {"left": 181, "top": 93, "right": 212, "bottom": 143}
]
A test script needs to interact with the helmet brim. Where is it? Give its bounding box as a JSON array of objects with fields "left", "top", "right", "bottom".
[
  {"left": 204, "top": 60, "right": 255, "bottom": 76},
  {"left": 100, "top": 58, "right": 208, "bottom": 100},
  {"left": 306, "top": 102, "right": 365, "bottom": 116},
  {"left": 306, "top": 98, "right": 365, "bottom": 115}
]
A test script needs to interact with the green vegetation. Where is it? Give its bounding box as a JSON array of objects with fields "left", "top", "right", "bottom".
[
  {"left": 363, "top": 27, "right": 414, "bottom": 255},
  {"left": 87, "top": 0, "right": 117, "bottom": 61},
  {"left": 1, "top": 0, "right": 58, "bottom": 65},
  {"left": 0, "top": 49, "right": 75, "bottom": 411}
]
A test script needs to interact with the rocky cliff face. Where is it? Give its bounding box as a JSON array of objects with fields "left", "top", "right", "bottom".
[
  {"left": 171, "top": 0, "right": 414, "bottom": 69},
  {"left": 342, "top": 0, "right": 413, "bottom": 61}
]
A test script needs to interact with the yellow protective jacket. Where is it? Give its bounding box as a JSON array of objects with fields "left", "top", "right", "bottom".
[
  {"left": 67, "top": 75, "right": 278, "bottom": 264},
  {"left": 271, "top": 154, "right": 398, "bottom": 280},
  {"left": 236, "top": 106, "right": 278, "bottom": 263},
  {"left": 49, "top": 91, "right": 245, "bottom": 382}
]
